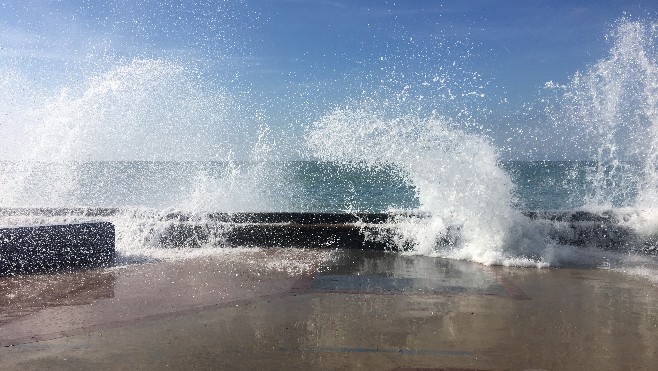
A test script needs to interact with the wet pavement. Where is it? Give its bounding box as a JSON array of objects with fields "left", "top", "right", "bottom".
[{"left": 1, "top": 248, "right": 657, "bottom": 370}]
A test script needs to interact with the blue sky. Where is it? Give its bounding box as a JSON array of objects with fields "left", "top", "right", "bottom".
[{"left": 1, "top": 0, "right": 657, "bottom": 160}]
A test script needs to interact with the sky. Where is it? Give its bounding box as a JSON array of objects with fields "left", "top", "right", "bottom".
[{"left": 1, "top": 0, "right": 658, "bottom": 160}]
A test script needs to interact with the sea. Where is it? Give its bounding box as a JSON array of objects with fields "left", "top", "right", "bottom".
[{"left": 0, "top": 160, "right": 641, "bottom": 212}]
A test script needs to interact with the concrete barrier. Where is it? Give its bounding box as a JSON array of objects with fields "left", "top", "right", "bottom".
[
  {"left": 158, "top": 214, "right": 398, "bottom": 250},
  {"left": 223, "top": 223, "right": 393, "bottom": 250},
  {"left": 157, "top": 211, "right": 652, "bottom": 253},
  {"left": 0, "top": 208, "right": 653, "bottom": 254},
  {"left": 0, "top": 222, "right": 115, "bottom": 276}
]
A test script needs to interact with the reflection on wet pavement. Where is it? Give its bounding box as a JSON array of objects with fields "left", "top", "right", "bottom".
[
  {"left": 0, "top": 248, "right": 333, "bottom": 346},
  {"left": 311, "top": 251, "right": 510, "bottom": 297},
  {"left": 0, "top": 249, "right": 656, "bottom": 370},
  {"left": 0, "top": 270, "right": 115, "bottom": 327}
]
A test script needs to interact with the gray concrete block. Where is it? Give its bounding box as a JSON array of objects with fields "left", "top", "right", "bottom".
[{"left": 0, "top": 222, "right": 115, "bottom": 276}]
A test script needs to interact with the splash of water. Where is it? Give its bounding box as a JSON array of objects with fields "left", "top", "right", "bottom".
[
  {"left": 183, "top": 127, "right": 302, "bottom": 212},
  {"left": 547, "top": 20, "right": 658, "bottom": 211},
  {"left": 306, "top": 98, "right": 546, "bottom": 266},
  {"left": 0, "top": 58, "right": 297, "bottom": 261},
  {"left": 0, "top": 59, "right": 250, "bottom": 207},
  {"left": 3, "top": 17, "right": 658, "bottom": 275}
]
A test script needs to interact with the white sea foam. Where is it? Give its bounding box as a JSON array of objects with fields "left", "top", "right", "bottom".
[{"left": 306, "top": 99, "right": 554, "bottom": 267}]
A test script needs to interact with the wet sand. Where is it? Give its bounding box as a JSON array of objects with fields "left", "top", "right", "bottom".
[{"left": 1, "top": 248, "right": 657, "bottom": 370}]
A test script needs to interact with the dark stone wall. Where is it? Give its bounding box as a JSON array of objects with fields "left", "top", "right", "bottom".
[{"left": 0, "top": 222, "right": 115, "bottom": 276}]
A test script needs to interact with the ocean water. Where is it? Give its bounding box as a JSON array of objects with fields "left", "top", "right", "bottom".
[
  {"left": 2, "top": 19, "right": 658, "bottom": 283},
  {"left": 0, "top": 160, "right": 637, "bottom": 211}
]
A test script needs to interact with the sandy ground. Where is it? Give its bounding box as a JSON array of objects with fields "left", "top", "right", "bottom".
[{"left": 1, "top": 248, "right": 657, "bottom": 370}]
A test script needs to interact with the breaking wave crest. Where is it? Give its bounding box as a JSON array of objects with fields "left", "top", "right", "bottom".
[{"left": 306, "top": 100, "right": 553, "bottom": 266}]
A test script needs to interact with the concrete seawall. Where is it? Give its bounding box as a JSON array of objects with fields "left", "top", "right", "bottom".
[
  {"left": 158, "top": 211, "right": 654, "bottom": 253},
  {"left": 0, "top": 208, "right": 654, "bottom": 254},
  {"left": 0, "top": 222, "right": 115, "bottom": 276},
  {"left": 160, "top": 212, "right": 398, "bottom": 249}
]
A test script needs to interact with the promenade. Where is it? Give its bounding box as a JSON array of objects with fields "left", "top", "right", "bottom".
[{"left": 1, "top": 248, "right": 656, "bottom": 370}]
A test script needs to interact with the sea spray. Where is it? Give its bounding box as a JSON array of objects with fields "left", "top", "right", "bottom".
[
  {"left": 2, "top": 16, "right": 658, "bottom": 275},
  {"left": 0, "top": 59, "right": 248, "bottom": 208},
  {"left": 0, "top": 59, "right": 296, "bottom": 260},
  {"left": 543, "top": 19, "right": 658, "bottom": 241},
  {"left": 306, "top": 99, "right": 547, "bottom": 266},
  {"left": 547, "top": 20, "right": 658, "bottom": 209},
  {"left": 183, "top": 127, "right": 303, "bottom": 213}
]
